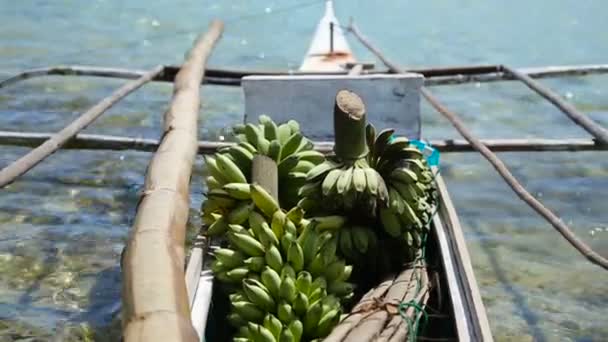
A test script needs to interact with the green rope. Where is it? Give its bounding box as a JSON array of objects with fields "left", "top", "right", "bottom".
[
  {"left": 398, "top": 301, "right": 429, "bottom": 342},
  {"left": 398, "top": 168, "right": 439, "bottom": 341}
]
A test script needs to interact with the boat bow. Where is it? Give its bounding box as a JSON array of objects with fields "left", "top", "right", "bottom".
[{"left": 299, "top": 0, "right": 356, "bottom": 72}]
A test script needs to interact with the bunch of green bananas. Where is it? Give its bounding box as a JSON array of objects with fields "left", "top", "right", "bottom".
[
  {"left": 204, "top": 115, "right": 325, "bottom": 209},
  {"left": 364, "top": 124, "right": 439, "bottom": 248},
  {"left": 298, "top": 157, "right": 388, "bottom": 217},
  {"left": 205, "top": 183, "right": 354, "bottom": 342}
]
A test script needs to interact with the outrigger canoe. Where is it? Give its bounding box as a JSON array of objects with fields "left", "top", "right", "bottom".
[{"left": 186, "top": 1, "right": 493, "bottom": 341}]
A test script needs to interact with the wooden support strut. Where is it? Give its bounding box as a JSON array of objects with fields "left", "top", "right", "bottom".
[
  {"left": 3, "top": 64, "right": 608, "bottom": 89},
  {"left": 120, "top": 20, "right": 224, "bottom": 342},
  {"left": 0, "top": 66, "right": 163, "bottom": 188},
  {"left": 346, "top": 22, "right": 608, "bottom": 270},
  {"left": 1, "top": 131, "right": 606, "bottom": 154},
  {"left": 502, "top": 65, "right": 608, "bottom": 145}
]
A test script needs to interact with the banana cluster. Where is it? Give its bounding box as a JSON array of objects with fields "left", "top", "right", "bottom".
[
  {"left": 365, "top": 124, "right": 439, "bottom": 248},
  {"left": 204, "top": 115, "right": 325, "bottom": 209},
  {"left": 299, "top": 158, "right": 387, "bottom": 217},
  {"left": 204, "top": 183, "right": 354, "bottom": 342}
]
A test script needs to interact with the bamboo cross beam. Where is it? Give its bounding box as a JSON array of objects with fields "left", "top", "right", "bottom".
[
  {"left": 0, "top": 66, "right": 163, "bottom": 188},
  {"left": 120, "top": 20, "right": 224, "bottom": 342},
  {"left": 502, "top": 65, "right": 608, "bottom": 144},
  {"left": 3, "top": 64, "right": 608, "bottom": 89},
  {"left": 1, "top": 131, "right": 606, "bottom": 154},
  {"left": 346, "top": 21, "right": 608, "bottom": 271}
]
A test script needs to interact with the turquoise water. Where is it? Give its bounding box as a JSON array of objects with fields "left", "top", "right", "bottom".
[{"left": 1, "top": 0, "right": 607, "bottom": 340}]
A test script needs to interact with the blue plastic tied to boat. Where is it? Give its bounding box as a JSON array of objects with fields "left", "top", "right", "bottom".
[{"left": 390, "top": 136, "right": 440, "bottom": 167}]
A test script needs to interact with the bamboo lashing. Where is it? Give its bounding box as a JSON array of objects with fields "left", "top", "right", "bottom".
[
  {"left": 0, "top": 66, "right": 163, "bottom": 188},
  {"left": 120, "top": 20, "right": 224, "bottom": 342},
  {"left": 346, "top": 21, "right": 608, "bottom": 271},
  {"left": 2, "top": 131, "right": 605, "bottom": 154}
]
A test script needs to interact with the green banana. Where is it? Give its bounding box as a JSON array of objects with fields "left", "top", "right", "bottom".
[
  {"left": 278, "top": 155, "right": 299, "bottom": 178},
  {"left": 279, "top": 328, "right": 295, "bottom": 342},
  {"left": 244, "top": 256, "right": 266, "bottom": 272},
  {"left": 325, "top": 260, "right": 346, "bottom": 283},
  {"left": 228, "top": 201, "right": 253, "bottom": 225},
  {"left": 306, "top": 160, "right": 339, "bottom": 182},
  {"left": 277, "top": 124, "right": 292, "bottom": 144},
  {"left": 238, "top": 141, "right": 257, "bottom": 154},
  {"left": 216, "top": 153, "right": 247, "bottom": 184},
  {"left": 295, "top": 271, "right": 312, "bottom": 295},
  {"left": 287, "top": 120, "right": 300, "bottom": 134},
  {"left": 265, "top": 245, "right": 283, "bottom": 272},
  {"left": 295, "top": 150, "right": 325, "bottom": 164},
  {"left": 224, "top": 183, "right": 252, "bottom": 200},
  {"left": 206, "top": 216, "right": 229, "bottom": 236},
  {"left": 335, "top": 167, "right": 352, "bottom": 195},
  {"left": 227, "top": 145, "right": 254, "bottom": 172},
  {"left": 312, "top": 215, "right": 347, "bottom": 232},
  {"left": 206, "top": 176, "right": 222, "bottom": 190},
  {"left": 380, "top": 207, "right": 402, "bottom": 237},
  {"left": 277, "top": 301, "right": 295, "bottom": 324},
  {"left": 205, "top": 156, "right": 228, "bottom": 184},
  {"left": 285, "top": 207, "right": 304, "bottom": 226},
  {"left": 226, "top": 267, "right": 249, "bottom": 282},
  {"left": 214, "top": 248, "right": 244, "bottom": 268},
  {"left": 328, "top": 281, "right": 354, "bottom": 297},
  {"left": 233, "top": 301, "right": 265, "bottom": 322},
  {"left": 321, "top": 168, "right": 342, "bottom": 196},
  {"left": 251, "top": 184, "right": 280, "bottom": 217},
  {"left": 287, "top": 241, "right": 304, "bottom": 272},
  {"left": 243, "top": 279, "right": 276, "bottom": 312},
  {"left": 229, "top": 232, "right": 266, "bottom": 257},
  {"left": 280, "top": 133, "right": 304, "bottom": 160},
  {"left": 268, "top": 140, "right": 282, "bottom": 162},
  {"left": 288, "top": 320, "right": 303, "bottom": 342},
  {"left": 263, "top": 119, "right": 279, "bottom": 141},
  {"left": 352, "top": 167, "right": 367, "bottom": 193},
  {"left": 303, "top": 300, "right": 323, "bottom": 337},
  {"left": 279, "top": 275, "right": 297, "bottom": 302},
  {"left": 271, "top": 210, "right": 286, "bottom": 239},
  {"left": 338, "top": 228, "right": 354, "bottom": 259},
  {"left": 261, "top": 266, "right": 282, "bottom": 299},
  {"left": 292, "top": 160, "right": 316, "bottom": 173},
  {"left": 390, "top": 167, "right": 418, "bottom": 184},
  {"left": 263, "top": 314, "right": 283, "bottom": 340},
  {"left": 316, "top": 309, "right": 341, "bottom": 338},
  {"left": 292, "top": 292, "right": 309, "bottom": 316}
]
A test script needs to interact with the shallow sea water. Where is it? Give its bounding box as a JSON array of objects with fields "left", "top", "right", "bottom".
[{"left": 1, "top": 0, "right": 607, "bottom": 341}]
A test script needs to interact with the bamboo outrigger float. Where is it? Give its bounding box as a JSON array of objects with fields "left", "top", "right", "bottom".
[{"left": 1, "top": 1, "right": 607, "bottom": 341}]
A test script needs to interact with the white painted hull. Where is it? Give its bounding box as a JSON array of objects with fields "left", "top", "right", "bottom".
[{"left": 299, "top": 1, "right": 356, "bottom": 72}]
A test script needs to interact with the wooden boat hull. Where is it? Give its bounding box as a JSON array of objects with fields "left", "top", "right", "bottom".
[{"left": 186, "top": 1, "right": 493, "bottom": 341}]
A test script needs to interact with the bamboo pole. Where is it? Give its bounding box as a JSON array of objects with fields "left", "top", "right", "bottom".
[
  {"left": 503, "top": 65, "right": 608, "bottom": 144},
  {"left": 3, "top": 64, "right": 608, "bottom": 89},
  {"left": 121, "top": 20, "right": 224, "bottom": 342},
  {"left": 0, "top": 66, "right": 163, "bottom": 188},
  {"left": 1, "top": 131, "right": 606, "bottom": 154},
  {"left": 347, "top": 21, "right": 608, "bottom": 271}
]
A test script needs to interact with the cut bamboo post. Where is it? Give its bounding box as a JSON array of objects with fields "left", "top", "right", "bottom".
[
  {"left": 252, "top": 155, "right": 279, "bottom": 203},
  {"left": 0, "top": 66, "right": 163, "bottom": 188},
  {"left": 333, "top": 89, "right": 369, "bottom": 159},
  {"left": 347, "top": 20, "right": 608, "bottom": 271},
  {"left": 121, "top": 20, "right": 224, "bottom": 342}
]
